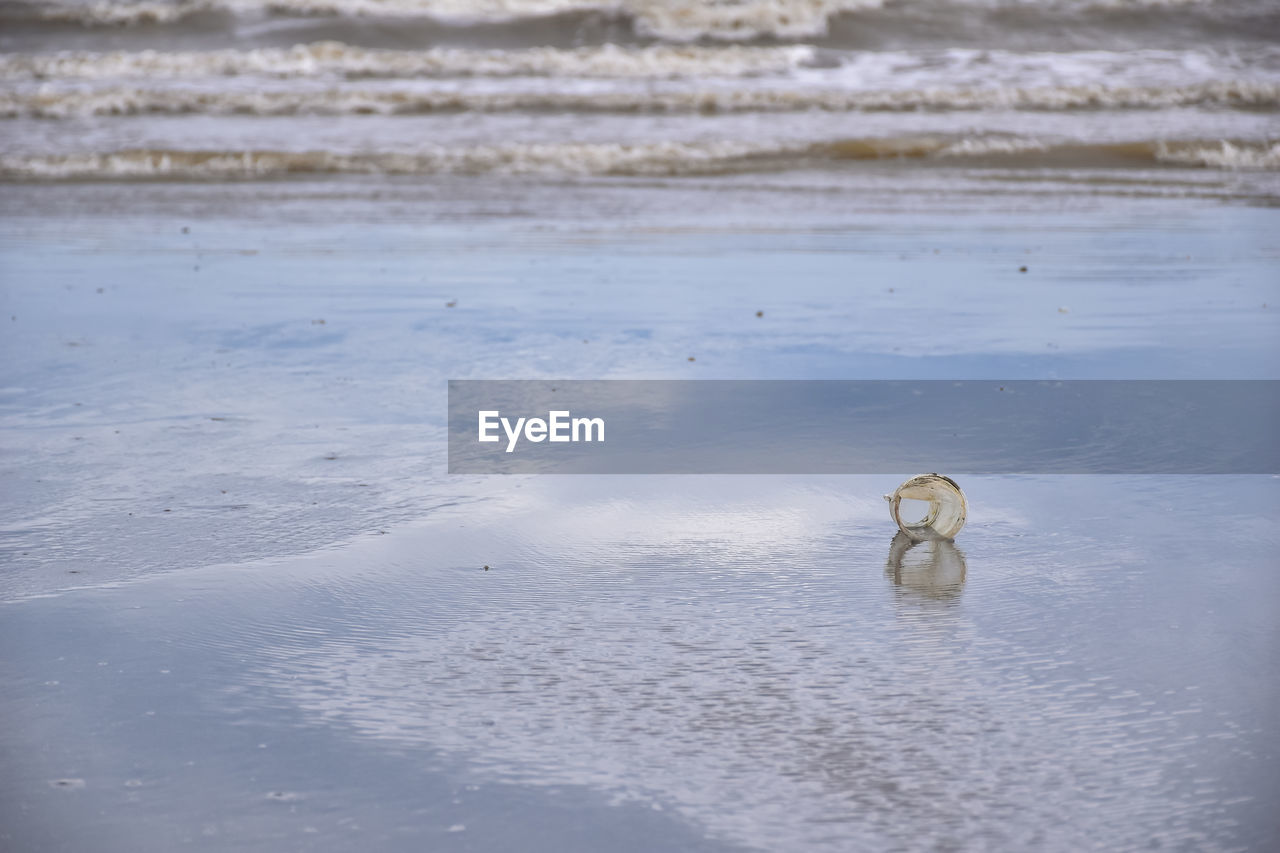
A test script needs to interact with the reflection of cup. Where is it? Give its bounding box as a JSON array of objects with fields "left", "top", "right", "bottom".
[{"left": 884, "top": 532, "right": 967, "bottom": 600}]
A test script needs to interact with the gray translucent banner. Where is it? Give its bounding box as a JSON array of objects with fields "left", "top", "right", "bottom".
[{"left": 447, "top": 380, "right": 1279, "bottom": 474}]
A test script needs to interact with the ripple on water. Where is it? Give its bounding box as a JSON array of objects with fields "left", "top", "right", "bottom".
[{"left": 227, "top": 477, "right": 1265, "bottom": 852}]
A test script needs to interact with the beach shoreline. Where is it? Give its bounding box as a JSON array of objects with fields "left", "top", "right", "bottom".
[{"left": 3, "top": 0, "right": 1279, "bottom": 846}]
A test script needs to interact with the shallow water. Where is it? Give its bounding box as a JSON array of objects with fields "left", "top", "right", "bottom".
[
  {"left": 2, "top": 180, "right": 1277, "bottom": 593},
  {"left": 2, "top": 474, "right": 1278, "bottom": 851},
  {"left": 1, "top": 180, "right": 1278, "bottom": 850}
]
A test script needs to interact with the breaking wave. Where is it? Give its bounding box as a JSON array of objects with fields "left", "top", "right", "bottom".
[
  {"left": 4, "top": 44, "right": 1274, "bottom": 88},
  {"left": 3, "top": 0, "right": 1261, "bottom": 43},
  {"left": 0, "top": 43, "right": 817, "bottom": 81},
  {"left": 4, "top": 82, "right": 1275, "bottom": 118},
  {"left": 2, "top": 0, "right": 888, "bottom": 41},
  {"left": 2, "top": 138, "right": 1275, "bottom": 180}
]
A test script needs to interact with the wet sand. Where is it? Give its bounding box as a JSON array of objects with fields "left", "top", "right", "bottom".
[{"left": 1, "top": 178, "right": 1278, "bottom": 851}]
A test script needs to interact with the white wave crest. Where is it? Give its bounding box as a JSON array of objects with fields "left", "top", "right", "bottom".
[
  {"left": 17, "top": 0, "right": 887, "bottom": 40},
  {"left": 936, "top": 137, "right": 1050, "bottom": 157},
  {"left": 0, "top": 142, "right": 767, "bottom": 180},
  {"left": 23, "top": 1, "right": 220, "bottom": 26},
  {"left": 626, "top": 0, "right": 885, "bottom": 41},
  {"left": 3, "top": 81, "right": 1275, "bottom": 118},
  {"left": 1155, "top": 140, "right": 1280, "bottom": 169},
  {"left": 0, "top": 43, "right": 816, "bottom": 81},
  {"left": 2, "top": 137, "right": 1276, "bottom": 181}
]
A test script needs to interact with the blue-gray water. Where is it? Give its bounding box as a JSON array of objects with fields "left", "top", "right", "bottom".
[
  {"left": 2, "top": 0, "right": 1279, "bottom": 182},
  {"left": 1, "top": 179, "right": 1279, "bottom": 851}
]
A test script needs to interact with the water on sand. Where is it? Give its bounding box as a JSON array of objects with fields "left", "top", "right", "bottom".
[{"left": 2, "top": 0, "right": 1279, "bottom": 848}]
